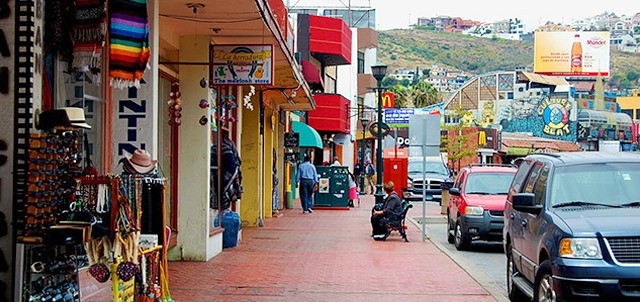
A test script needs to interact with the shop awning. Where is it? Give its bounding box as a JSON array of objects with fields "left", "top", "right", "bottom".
[
  {"left": 301, "top": 60, "right": 324, "bottom": 89},
  {"left": 292, "top": 121, "right": 322, "bottom": 148}
]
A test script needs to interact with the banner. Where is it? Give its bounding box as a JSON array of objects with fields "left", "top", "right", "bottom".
[
  {"left": 384, "top": 108, "right": 414, "bottom": 127},
  {"left": 534, "top": 31, "right": 610, "bottom": 77}
]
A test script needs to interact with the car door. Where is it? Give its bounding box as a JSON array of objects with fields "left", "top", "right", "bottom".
[
  {"left": 449, "top": 169, "right": 467, "bottom": 223},
  {"left": 522, "top": 162, "right": 550, "bottom": 281},
  {"left": 507, "top": 159, "right": 534, "bottom": 256},
  {"left": 518, "top": 161, "right": 545, "bottom": 282}
]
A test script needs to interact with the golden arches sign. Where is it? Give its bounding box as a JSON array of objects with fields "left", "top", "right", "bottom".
[{"left": 382, "top": 92, "right": 394, "bottom": 108}]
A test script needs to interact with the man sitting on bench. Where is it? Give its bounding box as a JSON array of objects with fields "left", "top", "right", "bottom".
[{"left": 371, "top": 181, "right": 403, "bottom": 240}]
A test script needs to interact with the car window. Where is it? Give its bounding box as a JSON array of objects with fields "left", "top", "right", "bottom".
[
  {"left": 523, "top": 162, "right": 543, "bottom": 194},
  {"left": 510, "top": 159, "right": 533, "bottom": 194},
  {"left": 464, "top": 172, "right": 516, "bottom": 195},
  {"left": 550, "top": 162, "right": 640, "bottom": 207},
  {"left": 454, "top": 169, "right": 466, "bottom": 189},
  {"left": 532, "top": 164, "right": 550, "bottom": 205}
]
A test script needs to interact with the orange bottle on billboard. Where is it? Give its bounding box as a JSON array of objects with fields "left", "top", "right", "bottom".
[{"left": 571, "top": 34, "right": 582, "bottom": 73}]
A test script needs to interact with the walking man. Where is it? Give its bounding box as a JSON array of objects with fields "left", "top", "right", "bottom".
[
  {"left": 296, "top": 154, "right": 318, "bottom": 213},
  {"left": 364, "top": 160, "right": 375, "bottom": 195}
]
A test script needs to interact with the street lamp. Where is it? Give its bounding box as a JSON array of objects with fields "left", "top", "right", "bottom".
[
  {"left": 371, "top": 62, "right": 387, "bottom": 205},
  {"left": 360, "top": 114, "right": 370, "bottom": 194}
]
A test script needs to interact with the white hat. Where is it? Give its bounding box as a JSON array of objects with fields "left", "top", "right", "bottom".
[{"left": 61, "top": 107, "right": 92, "bottom": 129}]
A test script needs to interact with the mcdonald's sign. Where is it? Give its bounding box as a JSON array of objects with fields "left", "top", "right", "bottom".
[{"left": 382, "top": 92, "right": 394, "bottom": 108}]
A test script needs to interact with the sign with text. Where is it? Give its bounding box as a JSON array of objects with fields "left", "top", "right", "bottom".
[
  {"left": 384, "top": 108, "right": 414, "bottom": 127},
  {"left": 212, "top": 45, "right": 273, "bottom": 85},
  {"left": 534, "top": 31, "right": 610, "bottom": 77},
  {"left": 284, "top": 132, "right": 299, "bottom": 148}
]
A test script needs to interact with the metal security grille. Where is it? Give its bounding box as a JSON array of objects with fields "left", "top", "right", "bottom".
[
  {"left": 13, "top": 0, "right": 35, "bottom": 235},
  {"left": 607, "top": 237, "right": 640, "bottom": 263}
]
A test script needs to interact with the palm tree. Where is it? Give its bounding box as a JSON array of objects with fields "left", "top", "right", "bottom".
[
  {"left": 391, "top": 84, "right": 413, "bottom": 108},
  {"left": 412, "top": 81, "right": 441, "bottom": 108}
]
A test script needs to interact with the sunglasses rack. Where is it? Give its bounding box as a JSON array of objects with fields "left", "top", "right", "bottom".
[
  {"left": 22, "top": 244, "right": 85, "bottom": 302},
  {"left": 19, "top": 130, "right": 82, "bottom": 242}
]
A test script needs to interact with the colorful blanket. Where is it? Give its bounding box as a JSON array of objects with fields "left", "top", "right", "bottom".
[
  {"left": 72, "top": 0, "right": 106, "bottom": 70},
  {"left": 109, "top": 0, "right": 150, "bottom": 88}
]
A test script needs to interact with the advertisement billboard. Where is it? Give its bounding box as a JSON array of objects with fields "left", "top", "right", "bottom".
[{"left": 534, "top": 31, "right": 610, "bottom": 77}]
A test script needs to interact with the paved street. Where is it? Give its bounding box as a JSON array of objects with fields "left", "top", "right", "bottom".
[{"left": 164, "top": 195, "right": 497, "bottom": 301}]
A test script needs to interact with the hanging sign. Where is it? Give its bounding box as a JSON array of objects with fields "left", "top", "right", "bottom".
[
  {"left": 212, "top": 45, "right": 273, "bottom": 85},
  {"left": 284, "top": 132, "right": 299, "bottom": 148}
]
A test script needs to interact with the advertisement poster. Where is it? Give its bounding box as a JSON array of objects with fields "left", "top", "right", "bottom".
[
  {"left": 212, "top": 45, "right": 273, "bottom": 85},
  {"left": 318, "top": 178, "right": 329, "bottom": 193},
  {"left": 534, "top": 31, "right": 610, "bottom": 77},
  {"left": 384, "top": 108, "right": 414, "bottom": 127}
]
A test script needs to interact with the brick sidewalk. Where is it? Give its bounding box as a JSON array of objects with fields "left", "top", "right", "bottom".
[{"left": 166, "top": 195, "right": 496, "bottom": 301}]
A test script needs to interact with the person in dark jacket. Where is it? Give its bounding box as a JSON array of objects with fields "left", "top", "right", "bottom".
[{"left": 371, "top": 181, "right": 403, "bottom": 239}]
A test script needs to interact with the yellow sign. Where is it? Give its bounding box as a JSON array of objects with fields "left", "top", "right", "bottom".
[
  {"left": 534, "top": 31, "right": 610, "bottom": 77},
  {"left": 382, "top": 92, "right": 394, "bottom": 108}
]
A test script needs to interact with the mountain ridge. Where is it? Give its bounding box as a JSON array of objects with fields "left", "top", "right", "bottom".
[{"left": 377, "top": 29, "right": 640, "bottom": 86}]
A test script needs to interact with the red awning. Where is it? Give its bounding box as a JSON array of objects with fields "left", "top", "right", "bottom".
[{"left": 301, "top": 60, "right": 324, "bottom": 89}]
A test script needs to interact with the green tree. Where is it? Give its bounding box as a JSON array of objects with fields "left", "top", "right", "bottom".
[
  {"left": 391, "top": 84, "right": 412, "bottom": 108},
  {"left": 444, "top": 107, "right": 476, "bottom": 172},
  {"left": 412, "top": 81, "right": 441, "bottom": 108}
]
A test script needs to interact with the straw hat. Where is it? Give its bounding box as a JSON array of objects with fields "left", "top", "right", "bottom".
[
  {"left": 61, "top": 107, "right": 92, "bottom": 129},
  {"left": 123, "top": 149, "right": 157, "bottom": 174}
]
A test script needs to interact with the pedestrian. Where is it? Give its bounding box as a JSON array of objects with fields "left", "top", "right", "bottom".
[
  {"left": 353, "top": 162, "right": 363, "bottom": 182},
  {"left": 296, "top": 154, "right": 318, "bottom": 213},
  {"left": 364, "top": 160, "right": 375, "bottom": 194},
  {"left": 347, "top": 171, "right": 358, "bottom": 207},
  {"left": 370, "top": 181, "right": 402, "bottom": 240},
  {"left": 330, "top": 156, "right": 341, "bottom": 166}
]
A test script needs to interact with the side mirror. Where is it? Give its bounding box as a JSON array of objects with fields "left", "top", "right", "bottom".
[
  {"left": 512, "top": 193, "right": 542, "bottom": 215},
  {"left": 449, "top": 188, "right": 461, "bottom": 196},
  {"left": 441, "top": 180, "right": 454, "bottom": 190}
]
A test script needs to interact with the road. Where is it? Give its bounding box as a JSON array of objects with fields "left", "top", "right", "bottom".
[{"left": 408, "top": 208, "right": 509, "bottom": 302}]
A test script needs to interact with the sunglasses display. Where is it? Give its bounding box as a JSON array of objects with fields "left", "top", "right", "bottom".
[{"left": 19, "top": 131, "right": 83, "bottom": 239}]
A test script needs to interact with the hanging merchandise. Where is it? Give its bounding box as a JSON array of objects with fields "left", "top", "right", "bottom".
[
  {"left": 108, "top": 0, "right": 150, "bottom": 89},
  {"left": 72, "top": 0, "right": 107, "bottom": 71}
]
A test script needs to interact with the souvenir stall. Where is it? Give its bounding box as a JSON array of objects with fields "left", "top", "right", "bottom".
[{"left": 17, "top": 109, "right": 172, "bottom": 301}]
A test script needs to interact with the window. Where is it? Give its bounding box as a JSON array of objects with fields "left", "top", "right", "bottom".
[
  {"left": 532, "top": 165, "right": 549, "bottom": 205},
  {"left": 357, "top": 51, "right": 364, "bottom": 74},
  {"left": 523, "top": 162, "right": 543, "bottom": 194},
  {"left": 325, "top": 75, "right": 336, "bottom": 94},
  {"left": 510, "top": 159, "right": 533, "bottom": 194},
  {"left": 158, "top": 72, "right": 179, "bottom": 247}
]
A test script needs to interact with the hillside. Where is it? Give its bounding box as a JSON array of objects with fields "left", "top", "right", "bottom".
[{"left": 378, "top": 29, "right": 640, "bottom": 82}]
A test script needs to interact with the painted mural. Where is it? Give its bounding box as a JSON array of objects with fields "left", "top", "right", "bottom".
[{"left": 498, "top": 92, "right": 577, "bottom": 142}]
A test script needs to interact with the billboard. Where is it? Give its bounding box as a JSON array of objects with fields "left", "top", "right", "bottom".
[{"left": 534, "top": 31, "right": 610, "bottom": 77}]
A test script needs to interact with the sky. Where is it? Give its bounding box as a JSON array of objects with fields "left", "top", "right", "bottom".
[
  {"left": 286, "top": 0, "right": 640, "bottom": 32},
  {"left": 369, "top": 0, "right": 640, "bottom": 31}
]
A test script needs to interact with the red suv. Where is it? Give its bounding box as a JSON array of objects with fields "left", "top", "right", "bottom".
[{"left": 446, "top": 164, "right": 517, "bottom": 250}]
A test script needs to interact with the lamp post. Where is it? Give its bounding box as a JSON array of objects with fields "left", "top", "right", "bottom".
[
  {"left": 371, "top": 62, "right": 387, "bottom": 205},
  {"left": 360, "top": 114, "right": 370, "bottom": 194}
]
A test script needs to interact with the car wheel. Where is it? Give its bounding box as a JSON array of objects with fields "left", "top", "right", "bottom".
[
  {"left": 447, "top": 212, "right": 455, "bottom": 244},
  {"left": 533, "top": 260, "right": 556, "bottom": 302},
  {"left": 506, "top": 244, "right": 528, "bottom": 302},
  {"left": 454, "top": 218, "right": 471, "bottom": 250}
]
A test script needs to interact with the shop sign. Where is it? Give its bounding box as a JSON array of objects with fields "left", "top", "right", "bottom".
[
  {"left": 284, "top": 132, "right": 299, "bottom": 148},
  {"left": 212, "top": 45, "right": 273, "bottom": 85},
  {"left": 384, "top": 108, "right": 413, "bottom": 127},
  {"left": 538, "top": 97, "right": 572, "bottom": 136}
]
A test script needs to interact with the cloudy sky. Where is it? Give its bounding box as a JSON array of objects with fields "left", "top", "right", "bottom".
[{"left": 286, "top": 0, "right": 640, "bottom": 32}]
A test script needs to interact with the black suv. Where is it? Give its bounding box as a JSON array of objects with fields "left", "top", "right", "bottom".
[{"left": 504, "top": 152, "right": 640, "bottom": 301}]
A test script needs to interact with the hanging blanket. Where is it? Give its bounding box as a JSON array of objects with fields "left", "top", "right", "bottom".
[
  {"left": 72, "top": 0, "right": 107, "bottom": 70},
  {"left": 109, "top": 0, "right": 150, "bottom": 89}
]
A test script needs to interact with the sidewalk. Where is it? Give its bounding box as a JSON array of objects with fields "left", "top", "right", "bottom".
[{"left": 167, "top": 195, "right": 496, "bottom": 301}]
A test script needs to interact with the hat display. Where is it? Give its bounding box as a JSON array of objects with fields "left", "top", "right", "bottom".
[
  {"left": 61, "top": 107, "right": 92, "bottom": 129},
  {"left": 38, "top": 109, "right": 71, "bottom": 130},
  {"left": 123, "top": 149, "right": 157, "bottom": 174}
]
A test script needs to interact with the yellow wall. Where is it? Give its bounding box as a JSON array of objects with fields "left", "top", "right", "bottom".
[{"left": 617, "top": 95, "right": 640, "bottom": 119}]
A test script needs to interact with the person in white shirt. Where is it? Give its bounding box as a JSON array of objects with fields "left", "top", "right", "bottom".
[{"left": 330, "top": 156, "right": 341, "bottom": 166}]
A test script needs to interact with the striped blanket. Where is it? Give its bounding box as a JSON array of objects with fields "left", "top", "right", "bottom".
[
  {"left": 72, "top": 0, "right": 106, "bottom": 70},
  {"left": 109, "top": 0, "right": 150, "bottom": 88}
]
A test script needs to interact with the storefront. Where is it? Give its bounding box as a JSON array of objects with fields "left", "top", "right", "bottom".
[{"left": 3, "top": 0, "right": 314, "bottom": 300}]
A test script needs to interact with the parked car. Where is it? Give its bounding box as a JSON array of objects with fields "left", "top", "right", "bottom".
[
  {"left": 404, "top": 156, "right": 451, "bottom": 202},
  {"left": 504, "top": 152, "right": 640, "bottom": 301},
  {"left": 446, "top": 164, "right": 517, "bottom": 250}
]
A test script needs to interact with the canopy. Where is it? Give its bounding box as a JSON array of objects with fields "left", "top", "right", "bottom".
[{"left": 292, "top": 121, "right": 322, "bottom": 148}]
